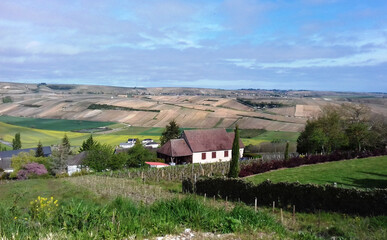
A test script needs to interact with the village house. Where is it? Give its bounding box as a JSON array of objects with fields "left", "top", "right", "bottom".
[
  {"left": 0, "top": 146, "right": 52, "bottom": 172},
  {"left": 157, "top": 129, "right": 244, "bottom": 165}
]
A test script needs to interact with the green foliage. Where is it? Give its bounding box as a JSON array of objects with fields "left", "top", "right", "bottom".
[
  {"left": 35, "top": 141, "right": 44, "bottom": 157},
  {"left": 237, "top": 98, "right": 287, "bottom": 108},
  {"left": 160, "top": 120, "right": 181, "bottom": 146},
  {"left": 83, "top": 143, "right": 114, "bottom": 172},
  {"left": 126, "top": 141, "right": 156, "bottom": 168},
  {"left": 2, "top": 96, "right": 12, "bottom": 103},
  {"left": 12, "top": 133, "right": 21, "bottom": 150},
  {"left": 88, "top": 103, "right": 160, "bottom": 112},
  {"left": 297, "top": 104, "right": 387, "bottom": 154},
  {"left": 79, "top": 135, "right": 96, "bottom": 152},
  {"left": 284, "top": 142, "right": 289, "bottom": 160},
  {"left": 192, "top": 177, "right": 387, "bottom": 215},
  {"left": 10, "top": 151, "right": 51, "bottom": 177},
  {"left": 228, "top": 125, "right": 240, "bottom": 178},
  {"left": 0, "top": 194, "right": 283, "bottom": 239},
  {"left": 110, "top": 152, "right": 127, "bottom": 170}
]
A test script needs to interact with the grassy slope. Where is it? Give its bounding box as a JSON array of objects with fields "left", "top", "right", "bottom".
[
  {"left": 0, "top": 115, "right": 114, "bottom": 131},
  {"left": 246, "top": 156, "right": 387, "bottom": 189},
  {"left": 1, "top": 177, "right": 385, "bottom": 239}
]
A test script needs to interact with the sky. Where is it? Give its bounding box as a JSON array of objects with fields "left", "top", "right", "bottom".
[{"left": 0, "top": 0, "right": 386, "bottom": 92}]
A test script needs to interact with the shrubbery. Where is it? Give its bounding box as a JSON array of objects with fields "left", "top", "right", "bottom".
[
  {"left": 17, "top": 162, "right": 48, "bottom": 180},
  {"left": 239, "top": 149, "right": 387, "bottom": 177},
  {"left": 184, "top": 177, "right": 387, "bottom": 216}
]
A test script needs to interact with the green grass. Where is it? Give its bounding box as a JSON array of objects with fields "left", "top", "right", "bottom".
[
  {"left": 1, "top": 177, "right": 386, "bottom": 239},
  {"left": 0, "top": 143, "right": 12, "bottom": 151},
  {"left": 252, "top": 131, "right": 300, "bottom": 142},
  {"left": 246, "top": 156, "right": 387, "bottom": 189},
  {"left": 0, "top": 115, "right": 114, "bottom": 131},
  {"left": 0, "top": 178, "right": 285, "bottom": 239}
]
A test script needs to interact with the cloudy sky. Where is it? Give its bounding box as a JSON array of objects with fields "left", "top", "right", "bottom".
[{"left": 0, "top": 0, "right": 386, "bottom": 92}]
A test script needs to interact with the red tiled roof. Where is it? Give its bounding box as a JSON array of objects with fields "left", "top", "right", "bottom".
[
  {"left": 183, "top": 129, "right": 244, "bottom": 152},
  {"left": 145, "top": 162, "right": 169, "bottom": 166},
  {"left": 157, "top": 139, "right": 192, "bottom": 157}
]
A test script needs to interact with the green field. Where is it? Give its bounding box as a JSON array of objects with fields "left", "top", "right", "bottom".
[
  {"left": 246, "top": 156, "right": 387, "bottom": 189},
  {"left": 0, "top": 115, "right": 114, "bottom": 131},
  {"left": 0, "top": 116, "right": 300, "bottom": 149},
  {"left": 0, "top": 122, "right": 160, "bottom": 149}
]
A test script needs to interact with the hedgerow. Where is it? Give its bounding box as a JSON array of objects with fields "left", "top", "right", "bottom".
[{"left": 184, "top": 177, "right": 387, "bottom": 216}]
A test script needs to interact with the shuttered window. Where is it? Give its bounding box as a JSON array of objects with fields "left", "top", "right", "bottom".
[
  {"left": 212, "top": 152, "right": 216, "bottom": 158},
  {"left": 224, "top": 150, "right": 229, "bottom": 157},
  {"left": 202, "top": 152, "right": 206, "bottom": 160}
]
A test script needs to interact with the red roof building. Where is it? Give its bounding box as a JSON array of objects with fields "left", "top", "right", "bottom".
[{"left": 157, "top": 129, "right": 244, "bottom": 165}]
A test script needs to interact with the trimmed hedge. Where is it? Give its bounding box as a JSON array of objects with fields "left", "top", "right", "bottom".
[
  {"left": 239, "top": 149, "right": 387, "bottom": 177},
  {"left": 183, "top": 178, "right": 387, "bottom": 216}
]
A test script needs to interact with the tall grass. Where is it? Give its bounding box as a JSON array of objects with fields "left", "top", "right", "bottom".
[{"left": 0, "top": 196, "right": 285, "bottom": 239}]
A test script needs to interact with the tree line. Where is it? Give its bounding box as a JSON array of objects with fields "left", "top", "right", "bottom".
[{"left": 297, "top": 104, "right": 387, "bottom": 154}]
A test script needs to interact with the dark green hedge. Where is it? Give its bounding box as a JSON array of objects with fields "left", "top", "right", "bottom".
[{"left": 183, "top": 178, "right": 387, "bottom": 216}]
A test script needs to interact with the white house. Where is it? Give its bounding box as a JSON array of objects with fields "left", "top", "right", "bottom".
[{"left": 157, "top": 128, "right": 244, "bottom": 165}]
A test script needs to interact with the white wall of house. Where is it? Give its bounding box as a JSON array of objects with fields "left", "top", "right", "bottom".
[
  {"left": 67, "top": 165, "right": 81, "bottom": 175},
  {"left": 192, "top": 148, "right": 244, "bottom": 164}
]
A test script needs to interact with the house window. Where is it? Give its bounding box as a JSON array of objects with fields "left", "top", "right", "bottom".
[
  {"left": 224, "top": 150, "right": 229, "bottom": 157},
  {"left": 212, "top": 152, "right": 216, "bottom": 158},
  {"left": 202, "top": 152, "right": 206, "bottom": 160}
]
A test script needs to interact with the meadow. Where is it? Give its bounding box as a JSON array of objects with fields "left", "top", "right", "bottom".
[
  {"left": 0, "top": 175, "right": 386, "bottom": 239},
  {"left": 246, "top": 156, "right": 387, "bottom": 189}
]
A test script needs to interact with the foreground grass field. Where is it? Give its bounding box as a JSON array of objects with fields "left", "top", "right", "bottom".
[
  {"left": 246, "top": 156, "right": 387, "bottom": 188},
  {"left": 0, "top": 177, "right": 385, "bottom": 239}
]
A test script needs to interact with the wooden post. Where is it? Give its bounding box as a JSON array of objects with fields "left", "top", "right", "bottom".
[
  {"left": 272, "top": 201, "right": 275, "bottom": 213},
  {"left": 204, "top": 193, "right": 206, "bottom": 202},
  {"left": 292, "top": 205, "right": 295, "bottom": 223},
  {"left": 280, "top": 208, "right": 283, "bottom": 224},
  {"left": 225, "top": 196, "right": 228, "bottom": 208},
  {"left": 255, "top": 197, "right": 257, "bottom": 212},
  {"left": 318, "top": 210, "right": 321, "bottom": 229}
]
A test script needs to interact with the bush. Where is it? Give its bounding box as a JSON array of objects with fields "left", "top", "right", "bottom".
[
  {"left": 17, "top": 163, "right": 48, "bottom": 180},
  {"left": 189, "top": 177, "right": 387, "bottom": 216}
]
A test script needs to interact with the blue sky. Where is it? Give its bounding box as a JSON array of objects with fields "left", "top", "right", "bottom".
[{"left": 0, "top": 0, "right": 386, "bottom": 92}]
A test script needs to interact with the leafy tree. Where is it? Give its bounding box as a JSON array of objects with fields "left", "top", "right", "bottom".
[
  {"left": 83, "top": 143, "right": 114, "bottom": 172},
  {"left": 35, "top": 141, "right": 44, "bottom": 157},
  {"left": 79, "top": 135, "right": 96, "bottom": 152},
  {"left": 228, "top": 125, "right": 240, "bottom": 178},
  {"left": 127, "top": 140, "right": 156, "bottom": 168},
  {"left": 110, "top": 152, "right": 128, "bottom": 170},
  {"left": 51, "top": 135, "right": 71, "bottom": 174},
  {"left": 160, "top": 120, "right": 180, "bottom": 146},
  {"left": 284, "top": 142, "right": 289, "bottom": 160},
  {"left": 62, "top": 134, "right": 71, "bottom": 153},
  {"left": 297, "top": 120, "right": 328, "bottom": 154},
  {"left": 297, "top": 104, "right": 387, "bottom": 154},
  {"left": 12, "top": 133, "right": 21, "bottom": 150},
  {"left": 2, "top": 96, "right": 12, "bottom": 103}
]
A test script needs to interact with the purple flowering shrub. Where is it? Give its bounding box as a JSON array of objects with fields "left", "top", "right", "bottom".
[{"left": 17, "top": 162, "right": 48, "bottom": 180}]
